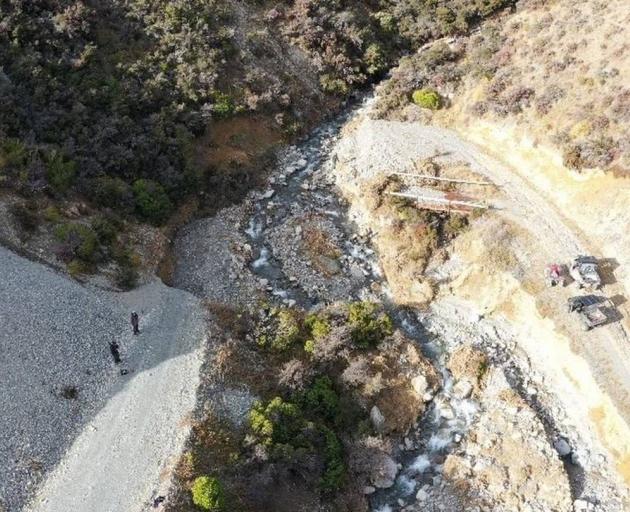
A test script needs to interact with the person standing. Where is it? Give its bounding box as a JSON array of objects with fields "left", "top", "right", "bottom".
[
  {"left": 109, "top": 341, "right": 121, "bottom": 363},
  {"left": 131, "top": 311, "right": 140, "bottom": 335}
]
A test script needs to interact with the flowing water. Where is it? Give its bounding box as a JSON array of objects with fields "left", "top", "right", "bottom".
[{"left": 241, "top": 97, "right": 480, "bottom": 510}]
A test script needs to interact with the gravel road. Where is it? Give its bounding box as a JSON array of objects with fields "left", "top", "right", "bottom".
[
  {"left": 335, "top": 117, "right": 630, "bottom": 417},
  {"left": 0, "top": 246, "right": 205, "bottom": 512},
  {"left": 333, "top": 114, "right": 630, "bottom": 502}
]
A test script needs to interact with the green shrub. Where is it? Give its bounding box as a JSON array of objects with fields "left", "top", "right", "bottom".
[
  {"left": 374, "top": 11, "right": 396, "bottom": 33},
  {"left": 304, "top": 339, "right": 316, "bottom": 354},
  {"left": 304, "top": 313, "right": 331, "bottom": 353},
  {"left": 320, "top": 74, "right": 349, "bottom": 96},
  {"left": 132, "top": 179, "right": 173, "bottom": 224},
  {"left": 249, "top": 397, "right": 303, "bottom": 446},
  {"left": 113, "top": 247, "right": 139, "bottom": 290},
  {"left": 412, "top": 88, "right": 442, "bottom": 110},
  {"left": 307, "top": 313, "right": 331, "bottom": 337},
  {"left": 301, "top": 376, "right": 339, "bottom": 422},
  {"left": 10, "top": 203, "right": 39, "bottom": 234},
  {"left": 363, "top": 43, "right": 387, "bottom": 76},
  {"left": 320, "top": 427, "right": 345, "bottom": 492},
  {"left": 347, "top": 301, "right": 393, "bottom": 349},
  {"left": 274, "top": 309, "right": 301, "bottom": 350},
  {"left": 91, "top": 176, "right": 132, "bottom": 209},
  {"left": 257, "top": 308, "right": 302, "bottom": 351},
  {"left": 191, "top": 476, "right": 225, "bottom": 511},
  {"left": 43, "top": 205, "right": 62, "bottom": 223},
  {"left": 0, "top": 138, "right": 28, "bottom": 170},
  {"left": 91, "top": 216, "right": 119, "bottom": 246},
  {"left": 55, "top": 223, "right": 99, "bottom": 262},
  {"left": 45, "top": 150, "right": 76, "bottom": 193},
  {"left": 435, "top": 6, "right": 457, "bottom": 34},
  {"left": 67, "top": 259, "right": 90, "bottom": 278},
  {"left": 115, "top": 263, "right": 139, "bottom": 290},
  {"left": 212, "top": 92, "right": 235, "bottom": 118},
  {"left": 443, "top": 214, "right": 468, "bottom": 239}
]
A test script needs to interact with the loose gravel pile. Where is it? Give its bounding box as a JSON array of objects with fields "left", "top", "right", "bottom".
[
  {"left": 0, "top": 247, "right": 126, "bottom": 511},
  {"left": 0, "top": 246, "right": 207, "bottom": 512},
  {"left": 174, "top": 204, "right": 263, "bottom": 308}
]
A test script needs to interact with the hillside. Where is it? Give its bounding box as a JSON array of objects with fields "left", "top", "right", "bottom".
[
  {"left": 2, "top": 1, "right": 630, "bottom": 512},
  {"left": 375, "top": 0, "right": 629, "bottom": 174},
  {"left": 0, "top": 0, "right": 512, "bottom": 287}
]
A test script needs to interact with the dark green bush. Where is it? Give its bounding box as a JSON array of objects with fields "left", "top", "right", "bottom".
[
  {"left": 320, "top": 426, "right": 345, "bottom": 492},
  {"left": 45, "top": 150, "right": 76, "bottom": 193},
  {"left": 113, "top": 247, "right": 139, "bottom": 290},
  {"left": 10, "top": 202, "right": 39, "bottom": 234},
  {"left": 301, "top": 376, "right": 339, "bottom": 422},
  {"left": 91, "top": 177, "right": 133, "bottom": 210},
  {"left": 363, "top": 43, "right": 387, "bottom": 76},
  {"left": 132, "top": 179, "right": 173, "bottom": 225},
  {"left": 0, "top": 138, "right": 28, "bottom": 171},
  {"left": 91, "top": 216, "right": 119, "bottom": 246},
  {"left": 249, "top": 397, "right": 304, "bottom": 446},
  {"left": 191, "top": 475, "right": 225, "bottom": 511},
  {"left": 347, "top": 301, "right": 393, "bottom": 348}
]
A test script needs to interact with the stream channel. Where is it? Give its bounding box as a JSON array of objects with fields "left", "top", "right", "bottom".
[{"left": 239, "top": 96, "right": 481, "bottom": 511}]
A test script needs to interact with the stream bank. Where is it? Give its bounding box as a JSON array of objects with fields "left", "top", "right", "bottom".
[
  {"left": 170, "top": 95, "right": 491, "bottom": 510},
  {"left": 169, "top": 92, "right": 581, "bottom": 511}
]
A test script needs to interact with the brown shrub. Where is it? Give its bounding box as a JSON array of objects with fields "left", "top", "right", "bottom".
[{"left": 278, "top": 359, "right": 312, "bottom": 392}]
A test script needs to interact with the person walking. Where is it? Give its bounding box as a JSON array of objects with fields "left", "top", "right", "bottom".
[{"left": 131, "top": 311, "right": 140, "bottom": 335}]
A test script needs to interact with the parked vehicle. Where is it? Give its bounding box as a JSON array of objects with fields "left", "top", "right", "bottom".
[
  {"left": 569, "top": 256, "right": 601, "bottom": 290},
  {"left": 545, "top": 263, "right": 567, "bottom": 287},
  {"left": 567, "top": 295, "right": 612, "bottom": 331}
]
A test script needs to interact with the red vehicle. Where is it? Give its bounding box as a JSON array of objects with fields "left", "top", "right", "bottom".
[{"left": 545, "top": 263, "right": 567, "bottom": 287}]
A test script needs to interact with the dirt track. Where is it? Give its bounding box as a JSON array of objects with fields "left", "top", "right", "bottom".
[{"left": 334, "top": 114, "right": 630, "bottom": 491}]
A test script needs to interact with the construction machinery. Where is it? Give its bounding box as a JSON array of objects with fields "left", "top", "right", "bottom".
[
  {"left": 569, "top": 256, "right": 602, "bottom": 290},
  {"left": 567, "top": 295, "right": 612, "bottom": 331}
]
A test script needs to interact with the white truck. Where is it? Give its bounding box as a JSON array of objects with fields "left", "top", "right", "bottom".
[{"left": 569, "top": 256, "right": 602, "bottom": 290}]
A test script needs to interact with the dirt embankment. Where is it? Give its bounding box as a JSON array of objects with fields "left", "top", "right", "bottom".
[{"left": 331, "top": 101, "right": 630, "bottom": 509}]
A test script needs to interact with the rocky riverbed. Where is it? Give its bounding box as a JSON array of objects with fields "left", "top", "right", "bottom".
[{"left": 167, "top": 94, "right": 620, "bottom": 511}]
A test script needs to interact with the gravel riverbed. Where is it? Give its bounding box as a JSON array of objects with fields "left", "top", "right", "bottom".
[{"left": 0, "top": 246, "right": 206, "bottom": 512}]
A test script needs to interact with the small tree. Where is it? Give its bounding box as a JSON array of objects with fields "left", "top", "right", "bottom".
[
  {"left": 45, "top": 150, "right": 76, "bottom": 193},
  {"left": 54, "top": 223, "right": 99, "bottom": 263},
  {"left": 191, "top": 476, "right": 225, "bottom": 511}
]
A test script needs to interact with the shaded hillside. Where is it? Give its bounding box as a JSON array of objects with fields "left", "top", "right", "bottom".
[{"left": 0, "top": 0, "right": 513, "bottom": 222}]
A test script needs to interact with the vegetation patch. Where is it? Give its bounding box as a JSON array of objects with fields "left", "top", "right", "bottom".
[
  {"left": 347, "top": 302, "right": 393, "bottom": 349},
  {"left": 191, "top": 476, "right": 225, "bottom": 511},
  {"left": 0, "top": 0, "right": 514, "bottom": 227},
  {"left": 412, "top": 88, "right": 442, "bottom": 109},
  {"left": 10, "top": 202, "right": 39, "bottom": 236},
  {"left": 132, "top": 179, "right": 173, "bottom": 225},
  {"left": 168, "top": 300, "right": 435, "bottom": 511}
]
